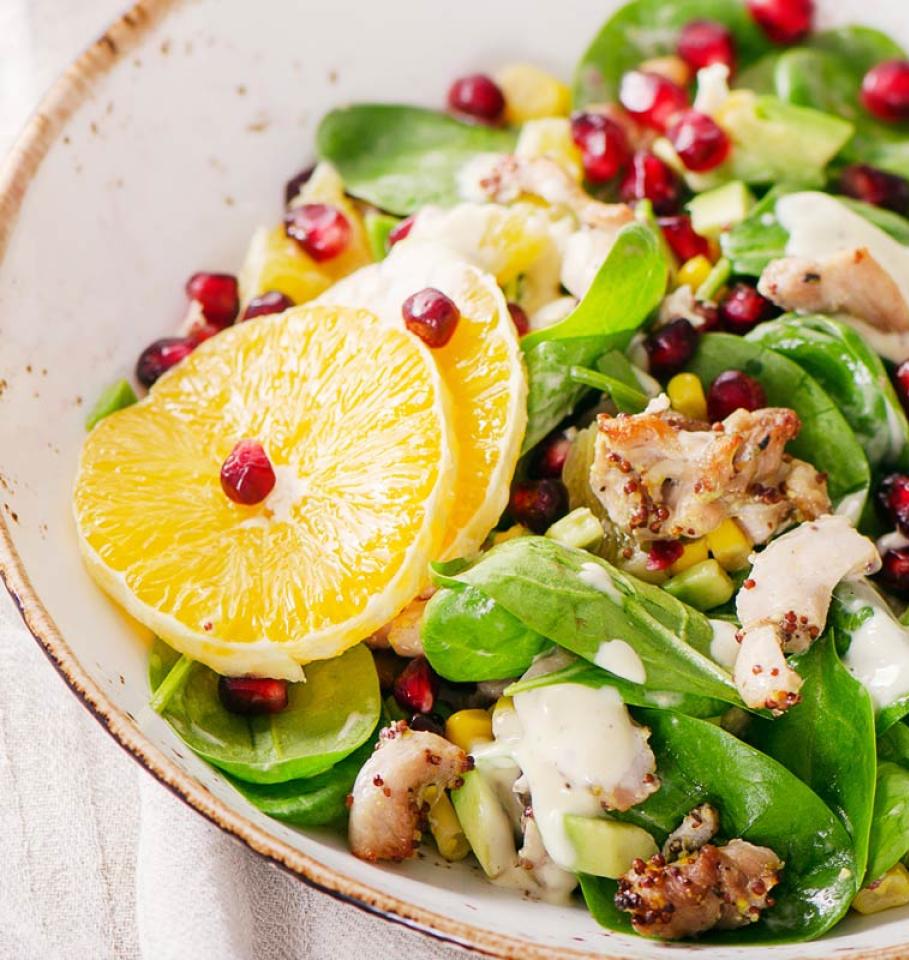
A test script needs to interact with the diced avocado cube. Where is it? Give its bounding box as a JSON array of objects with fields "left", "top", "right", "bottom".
[
  {"left": 85, "top": 379, "right": 138, "bottom": 431},
  {"left": 688, "top": 182, "right": 755, "bottom": 238},
  {"left": 663, "top": 558, "right": 734, "bottom": 611},
  {"left": 564, "top": 815, "right": 658, "bottom": 878},
  {"left": 451, "top": 769, "right": 518, "bottom": 878},
  {"left": 545, "top": 507, "right": 604, "bottom": 550},
  {"left": 364, "top": 211, "right": 401, "bottom": 260}
]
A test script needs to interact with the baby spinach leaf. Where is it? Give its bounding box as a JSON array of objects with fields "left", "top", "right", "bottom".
[
  {"left": 447, "top": 536, "right": 743, "bottom": 708},
  {"left": 685, "top": 333, "right": 871, "bottom": 505},
  {"left": 582, "top": 711, "right": 859, "bottom": 942},
  {"left": 749, "top": 635, "right": 876, "bottom": 880},
  {"left": 85, "top": 379, "right": 137, "bottom": 431},
  {"left": 568, "top": 366, "right": 648, "bottom": 413},
  {"left": 747, "top": 314, "right": 909, "bottom": 473},
  {"left": 879, "top": 721, "right": 909, "bottom": 766},
  {"left": 422, "top": 584, "right": 552, "bottom": 682},
  {"left": 866, "top": 761, "right": 909, "bottom": 883},
  {"left": 316, "top": 105, "right": 517, "bottom": 215},
  {"left": 148, "top": 639, "right": 380, "bottom": 784},
  {"left": 521, "top": 222, "right": 666, "bottom": 451},
  {"left": 574, "top": 0, "right": 772, "bottom": 107}
]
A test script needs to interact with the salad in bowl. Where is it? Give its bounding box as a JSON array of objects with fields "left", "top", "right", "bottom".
[{"left": 70, "top": 0, "right": 909, "bottom": 943}]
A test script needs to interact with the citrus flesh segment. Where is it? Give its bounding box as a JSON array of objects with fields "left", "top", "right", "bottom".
[
  {"left": 318, "top": 242, "right": 527, "bottom": 559},
  {"left": 73, "top": 306, "right": 455, "bottom": 679}
]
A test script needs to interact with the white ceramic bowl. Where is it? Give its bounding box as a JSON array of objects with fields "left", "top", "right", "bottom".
[{"left": 2, "top": 0, "right": 908, "bottom": 955}]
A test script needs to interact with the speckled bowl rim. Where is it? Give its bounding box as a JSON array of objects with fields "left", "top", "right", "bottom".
[{"left": 1, "top": 3, "right": 908, "bottom": 959}]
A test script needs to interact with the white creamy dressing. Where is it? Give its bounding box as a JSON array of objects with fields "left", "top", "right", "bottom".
[
  {"left": 708, "top": 618, "right": 740, "bottom": 670},
  {"left": 776, "top": 192, "right": 909, "bottom": 308},
  {"left": 577, "top": 561, "right": 625, "bottom": 605},
  {"left": 840, "top": 580, "right": 909, "bottom": 710},
  {"left": 593, "top": 640, "right": 647, "bottom": 683}
]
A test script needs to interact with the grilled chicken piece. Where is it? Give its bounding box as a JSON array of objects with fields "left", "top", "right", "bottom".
[
  {"left": 616, "top": 839, "right": 783, "bottom": 939},
  {"left": 365, "top": 591, "right": 434, "bottom": 657},
  {"left": 348, "top": 721, "right": 471, "bottom": 862},
  {"left": 590, "top": 400, "right": 829, "bottom": 543},
  {"left": 733, "top": 621, "right": 804, "bottom": 713},
  {"left": 759, "top": 247, "right": 909, "bottom": 333},
  {"left": 663, "top": 804, "right": 720, "bottom": 861}
]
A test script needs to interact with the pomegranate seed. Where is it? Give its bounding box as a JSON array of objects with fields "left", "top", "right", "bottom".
[
  {"left": 571, "top": 111, "right": 631, "bottom": 183},
  {"left": 185, "top": 273, "right": 239, "bottom": 329},
  {"left": 667, "top": 110, "right": 731, "bottom": 173},
  {"left": 388, "top": 216, "right": 415, "bottom": 248},
  {"left": 746, "top": 0, "right": 813, "bottom": 45},
  {"left": 136, "top": 337, "right": 194, "bottom": 388},
  {"left": 707, "top": 370, "right": 766, "bottom": 421},
  {"left": 447, "top": 73, "right": 505, "bottom": 124},
  {"left": 187, "top": 322, "right": 221, "bottom": 346},
  {"left": 507, "top": 301, "right": 530, "bottom": 336},
  {"left": 393, "top": 658, "right": 439, "bottom": 714},
  {"left": 620, "top": 151, "right": 681, "bottom": 214},
  {"left": 242, "top": 290, "right": 294, "bottom": 320},
  {"left": 619, "top": 70, "right": 689, "bottom": 132},
  {"left": 677, "top": 20, "right": 737, "bottom": 74},
  {"left": 693, "top": 301, "right": 722, "bottom": 332},
  {"left": 284, "top": 203, "right": 351, "bottom": 262},
  {"left": 878, "top": 474, "right": 909, "bottom": 534},
  {"left": 645, "top": 318, "right": 699, "bottom": 378},
  {"left": 508, "top": 478, "right": 569, "bottom": 533},
  {"left": 839, "top": 164, "right": 909, "bottom": 216},
  {"left": 658, "top": 215, "right": 711, "bottom": 262},
  {"left": 719, "top": 282, "right": 777, "bottom": 334},
  {"left": 284, "top": 165, "right": 315, "bottom": 206},
  {"left": 218, "top": 676, "right": 288, "bottom": 715},
  {"left": 220, "top": 439, "right": 276, "bottom": 505},
  {"left": 647, "top": 540, "right": 684, "bottom": 571},
  {"left": 895, "top": 359, "right": 909, "bottom": 413},
  {"left": 402, "top": 287, "right": 460, "bottom": 348},
  {"left": 862, "top": 61, "right": 909, "bottom": 123},
  {"left": 410, "top": 712, "right": 446, "bottom": 736},
  {"left": 878, "top": 547, "right": 909, "bottom": 597},
  {"left": 531, "top": 433, "right": 572, "bottom": 479}
]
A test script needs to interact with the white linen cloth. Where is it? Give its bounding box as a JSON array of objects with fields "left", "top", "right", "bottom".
[{"left": 0, "top": 4, "right": 472, "bottom": 957}]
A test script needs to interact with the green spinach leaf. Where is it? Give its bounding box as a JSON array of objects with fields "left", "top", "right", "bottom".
[
  {"left": 866, "top": 761, "right": 909, "bottom": 883},
  {"left": 148, "top": 639, "right": 380, "bottom": 784},
  {"left": 316, "top": 105, "right": 516, "bottom": 215},
  {"left": 685, "top": 333, "right": 871, "bottom": 505}
]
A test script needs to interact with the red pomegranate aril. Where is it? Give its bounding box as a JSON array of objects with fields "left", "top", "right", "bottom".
[
  {"left": 878, "top": 547, "right": 909, "bottom": 597},
  {"left": 862, "top": 60, "right": 909, "bottom": 123},
  {"left": 136, "top": 337, "right": 194, "bottom": 388},
  {"left": 667, "top": 110, "right": 731, "bottom": 173},
  {"left": 509, "top": 478, "right": 569, "bottom": 533},
  {"left": 677, "top": 20, "right": 737, "bottom": 74},
  {"left": 531, "top": 432, "right": 572, "bottom": 479},
  {"left": 186, "top": 272, "right": 240, "bottom": 329},
  {"left": 619, "top": 71, "right": 689, "bottom": 132},
  {"left": 284, "top": 164, "right": 315, "bottom": 206},
  {"left": 387, "top": 216, "right": 415, "bottom": 248},
  {"left": 571, "top": 111, "right": 631, "bottom": 183},
  {"left": 410, "top": 712, "right": 446, "bottom": 736},
  {"left": 839, "top": 164, "right": 909, "bottom": 216},
  {"left": 746, "top": 0, "right": 813, "bottom": 45},
  {"left": 694, "top": 301, "right": 722, "bottom": 332},
  {"left": 878, "top": 474, "right": 909, "bottom": 534},
  {"left": 187, "top": 321, "right": 221, "bottom": 346},
  {"left": 707, "top": 370, "right": 766, "bottom": 421},
  {"left": 895, "top": 359, "right": 909, "bottom": 413},
  {"left": 620, "top": 151, "right": 681, "bottom": 214},
  {"left": 507, "top": 301, "right": 530, "bottom": 336},
  {"left": 220, "top": 439, "right": 276, "bottom": 506},
  {"left": 658, "top": 215, "right": 711, "bottom": 263},
  {"left": 218, "top": 676, "right": 288, "bottom": 715},
  {"left": 644, "top": 318, "right": 699, "bottom": 379},
  {"left": 402, "top": 287, "right": 460, "bottom": 348},
  {"left": 719, "top": 282, "right": 777, "bottom": 334},
  {"left": 284, "top": 203, "right": 351, "bottom": 262},
  {"left": 647, "top": 540, "right": 685, "bottom": 571},
  {"left": 242, "top": 290, "right": 294, "bottom": 320},
  {"left": 447, "top": 73, "right": 505, "bottom": 124},
  {"left": 393, "top": 658, "right": 439, "bottom": 714}
]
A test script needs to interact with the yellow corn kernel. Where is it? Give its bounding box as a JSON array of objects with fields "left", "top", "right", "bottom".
[
  {"left": 853, "top": 864, "right": 909, "bottom": 914},
  {"left": 496, "top": 63, "right": 571, "bottom": 124},
  {"left": 515, "top": 117, "right": 584, "bottom": 181},
  {"left": 706, "top": 518, "right": 753, "bottom": 572},
  {"left": 667, "top": 373, "right": 708, "bottom": 421},
  {"left": 639, "top": 55, "right": 692, "bottom": 88},
  {"left": 445, "top": 709, "right": 494, "bottom": 753},
  {"left": 670, "top": 538, "right": 709, "bottom": 576},
  {"left": 490, "top": 523, "right": 529, "bottom": 546},
  {"left": 427, "top": 790, "right": 471, "bottom": 862},
  {"left": 677, "top": 255, "right": 713, "bottom": 291}
]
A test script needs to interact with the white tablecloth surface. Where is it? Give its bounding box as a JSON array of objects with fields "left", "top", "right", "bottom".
[{"left": 0, "top": 4, "right": 472, "bottom": 958}]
